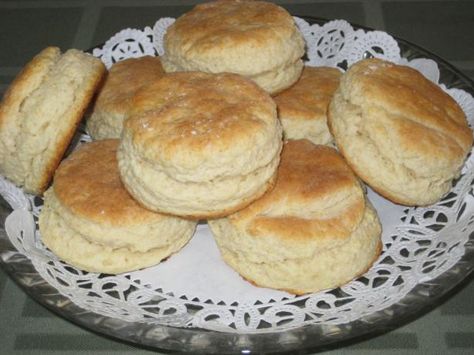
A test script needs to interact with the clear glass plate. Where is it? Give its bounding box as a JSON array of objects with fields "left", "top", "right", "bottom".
[{"left": 0, "top": 17, "right": 473, "bottom": 354}]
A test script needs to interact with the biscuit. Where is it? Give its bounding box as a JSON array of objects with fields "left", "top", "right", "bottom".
[
  {"left": 162, "top": 0, "right": 305, "bottom": 95},
  {"left": 274, "top": 66, "right": 341, "bottom": 145},
  {"left": 39, "top": 140, "right": 196, "bottom": 274},
  {"left": 328, "top": 58, "right": 473, "bottom": 206},
  {"left": 209, "top": 140, "right": 382, "bottom": 294},
  {"left": 0, "top": 47, "right": 105, "bottom": 195},
  {"left": 86, "top": 56, "right": 164, "bottom": 140},
  {"left": 118, "top": 71, "right": 282, "bottom": 219}
]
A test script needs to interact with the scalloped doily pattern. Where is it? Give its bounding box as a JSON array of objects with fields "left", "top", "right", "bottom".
[{"left": 2, "top": 18, "right": 474, "bottom": 334}]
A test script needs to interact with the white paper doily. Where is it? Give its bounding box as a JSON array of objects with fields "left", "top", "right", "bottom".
[{"left": 2, "top": 18, "right": 474, "bottom": 335}]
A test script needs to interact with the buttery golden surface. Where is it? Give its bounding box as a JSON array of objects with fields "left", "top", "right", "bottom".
[
  {"left": 328, "top": 58, "right": 473, "bottom": 205},
  {"left": 53, "top": 139, "right": 166, "bottom": 226},
  {"left": 341, "top": 58, "right": 471, "bottom": 151},
  {"left": 274, "top": 66, "right": 342, "bottom": 144},
  {"left": 95, "top": 56, "right": 164, "bottom": 113},
  {"left": 118, "top": 71, "right": 282, "bottom": 218},
  {"left": 39, "top": 139, "right": 197, "bottom": 274},
  {"left": 87, "top": 56, "right": 164, "bottom": 140},
  {"left": 162, "top": 0, "right": 305, "bottom": 94},
  {"left": 126, "top": 71, "right": 281, "bottom": 179},
  {"left": 275, "top": 66, "right": 342, "bottom": 121},
  {"left": 223, "top": 140, "right": 366, "bottom": 244},
  {"left": 209, "top": 140, "right": 382, "bottom": 294}
]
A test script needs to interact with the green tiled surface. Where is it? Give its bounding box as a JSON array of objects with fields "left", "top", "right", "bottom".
[
  {"left": 14, "top": 334, "right": 145, "bottom": 351},
  {"left": 464, "top": 69, "right": 474, "bottom": 82},
  {"left": 93, "top": 6, "right": 195, "bottom": 45},
  {"left": 349, "top": 333, "right": 419, "bottom": 349},
  {"left": 440, "top": 275, "right": 474, "bottom": 315},
  {"left": 0, "top": 8, "right": 83, "bottom": 66},
  {"left": 281, "top": 2, "right": 366, "bottom": 25},
  {"left": 0, "top": 0, "right": 473, "bottom": 354},
  {"left": 383, "top": 1, "right": 474, "bottom": 61},
  {"left": 445, "top": 332, "right": 474, "bottom": 349},
  {"left": 0, "top": 268, "right": 6, "bottom": 300},
  {"left": 21, "top": 297, "right": 54, "bottom": 318},
  {"left": 0, "top": 75, "right": 16, "bottom": 83}
]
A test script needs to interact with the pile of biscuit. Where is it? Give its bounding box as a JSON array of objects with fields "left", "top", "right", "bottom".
[{"left": 0, "top": 0, "right": 471, "bottom": 295}]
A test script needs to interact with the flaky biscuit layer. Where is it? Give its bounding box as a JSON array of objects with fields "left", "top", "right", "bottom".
[
  {"left": 162, "top": 0, "right": 305, "bottom": 94},
  {"left": 39, "top": 140, "right": 196, "bottom": 274},
  {"left": 119, "top": 71, "right": 282, "bottom": 217},
  {"left": 86, "top": 56, "right": 164, "bottom": 140},
  {"left": 328, "top": 58, "right": 473, "bottom": 205},
  {"left": 0, "top": 47, "right": 105, "bottom": 194},
  {"left": 275, "top": 66, "right": 342, "bottom": 145},
  {"left": 209, "top": 140, "right": 382, "bottom": 294}
]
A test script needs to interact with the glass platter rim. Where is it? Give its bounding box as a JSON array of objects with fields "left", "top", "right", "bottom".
[{"left": 0, "top": 16, "right": 473, "bottom": 354}]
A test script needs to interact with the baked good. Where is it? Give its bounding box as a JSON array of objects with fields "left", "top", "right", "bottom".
[
  {"left": 39, "top": 139, "right": 196, "bottom": 274},
  {"left": 162, "top": 0, "right": 305, "bottom": 95},
  {"left": 86, "top": 56, "right": 164, "bottom": 140},
  {"left": 0, "top": 46, "right": 105, "bottom": 195},
  {"left": 274, "top": 66, "right": 341, "bottom": 145},
  {"left": 328, "top": 58, "right": 473, "bottom": 206},
  {"left": 118, "top": 71, "right": 282, "bottom": 219},
  {"left": 209, "top": 140, "right": 382, "bottom": 294}
]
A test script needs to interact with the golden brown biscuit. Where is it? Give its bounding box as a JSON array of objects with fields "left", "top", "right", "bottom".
[
  {"left": 0, "top": 47, "right": 105, "bottom": 194},
  {"left": 118, "top": 71, "right": 282, "bottom": 218},
  {"left": 86, "top": 56, "right": 164, "bottom": 140},
  {"left": 209, "top": 140, "right": 382, "bottom": 294},
  {"left": 328, "top": 58, "right": 473, "bottom": 206},
  {"left": 274, "top": 66, "right": 341, "bottom": 145},
  {"left": 39, "top": 140, "right": 197, "bottom": 274},
  {"left": 162, "top": 0, "right": 305, "bottom": 95}
]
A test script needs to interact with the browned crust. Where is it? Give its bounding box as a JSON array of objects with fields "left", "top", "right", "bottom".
[
  {"left": 53, "top": 139, "right": 166, "bottom": 225},
  {"left": 228, "top": 140, "right": 366, "bottom": 241},
  {"left": 327, "top": 58, "right": 473, "bottom": 206},
  {"left": 164, "top": 0, "right": 298, "bottom": 69},
  {"left": 274, "top": 66, "right": 342, "bottom": 121},
  {"left": 127, "top": 71, "right": 277, "bottom": 162},
  {"left": 94, "top": 56, "right": 164, "bottom": 115},
  {"left": 347, "top": 59, "right": 472, "bottom": 154}
]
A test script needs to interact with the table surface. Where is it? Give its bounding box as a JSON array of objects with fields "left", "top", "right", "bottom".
[{"left": 1, "top": 0, "right": 474, "bottom": 354}]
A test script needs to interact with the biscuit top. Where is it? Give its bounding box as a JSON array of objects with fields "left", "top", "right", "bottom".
[
  {"left": 126, "top": 71, "right": 281, "bottom": 178},
  {"left": 229, "top": 140, "right": 366, "bottom": 243},
  {"left": 163, "top": 0, "right": 305, "bottom": 74},
  {"left": 341, "top": 58, "right": 473, "bottom": 157},
  {"left": 94, "top": 56, "right": 164, "bottom": 114},
  {"left": 53, "top": 140, "right": 165, "bottom": 226},
  {"left": 274, "top": 66, "right": 342, "bottom": 121}
]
